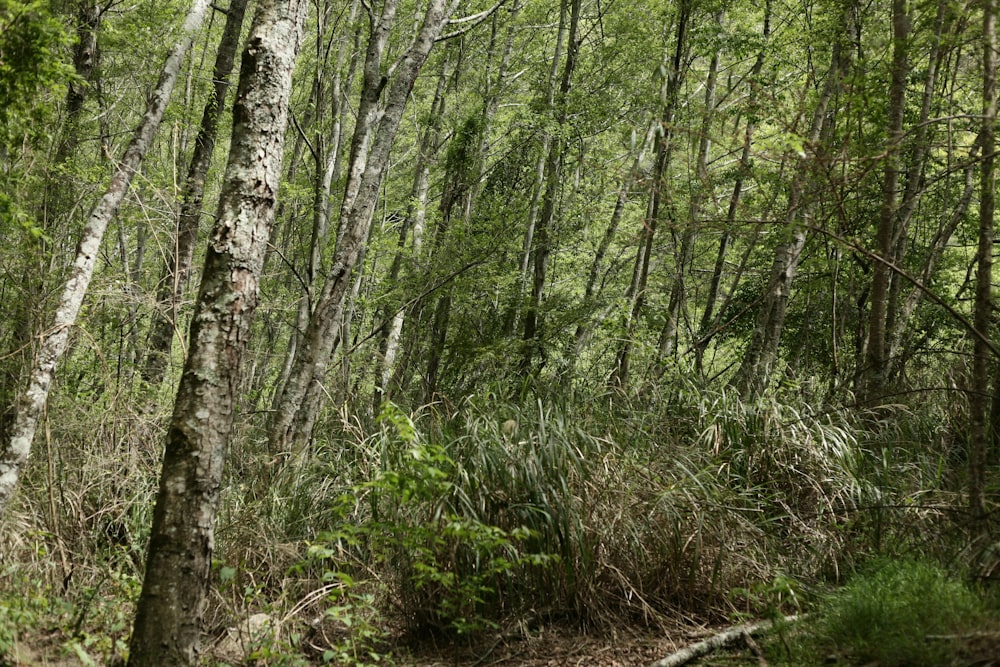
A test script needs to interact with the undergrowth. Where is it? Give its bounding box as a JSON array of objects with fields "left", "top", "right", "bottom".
[
  {"left": 768, "top": 557, "right": 992, "bottom": 666},
  {"left": 0, "top": 379, "right": 992, "bottom": 665}
]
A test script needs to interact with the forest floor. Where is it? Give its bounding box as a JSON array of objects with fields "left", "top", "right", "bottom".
[
  {"left": 399, "top": 624, "right": 685, "bottom": 667},
  {"left": 7, "top": 611, "right": 1000, "bottom": 666},
  {"left": 383, "top": 620, "right": 1000, "bottom": 667}
]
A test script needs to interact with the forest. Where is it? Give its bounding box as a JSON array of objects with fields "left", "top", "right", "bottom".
[{"left": 2, "top": 0, "right": 1000, "bottom": 663}]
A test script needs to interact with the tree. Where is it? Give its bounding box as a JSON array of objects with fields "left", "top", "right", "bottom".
[
  {"left": 142, "top": 0, "right": 250, "bottom": 386},
  {"left": 0, "top": 0, "right": 211, "bottom": 516},
  {"left": 0, "top": 0, "right": 75, "bottom": 450},
  {"left": 128, "top": 0, "right": 310, "bottom": 663},
  {"left": 694, "top": 0, "right": 772, "bottom": 376},
  {"left": 730, "top": 3, "right": 856, "bottom": 399},
  {"left": 521, "top": 0, "right": 581, "bottom": 374},
  {"left": 861, "top": 0, "right": 909, "bottom": 403},
  {"left": 968, "top": 0, "right": 995, "bottom": 527},
  {"left": 611, "top": 0, "right": 689, "bottom": 389},
  {"left": 268, "top": 0, "right": 460, "bottom": 458}
]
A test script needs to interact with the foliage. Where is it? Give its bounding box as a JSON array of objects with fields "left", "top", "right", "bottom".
[
  {"left": 0, "top": 560, "right": 138, "bottom": 666},
  {"left": 771, "top": 558, "right": 991, "bottom": 666},
  {"left": 0, "top": 0, "right": 72, "bottom": 137},
  {"left": 2, "top": 0, "right": 1000, "bottom": 658},
  {"left": 307, "top": 403, "right": 557, "bottom": 639}
]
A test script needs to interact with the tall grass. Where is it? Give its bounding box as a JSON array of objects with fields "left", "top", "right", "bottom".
[{"left": 270, "top": 383, "right": 890, "bottom": 634}]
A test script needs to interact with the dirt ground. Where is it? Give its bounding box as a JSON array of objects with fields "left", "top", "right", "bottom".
[{"left": 401, "top": 625, "right": 687, "bottom": 667}]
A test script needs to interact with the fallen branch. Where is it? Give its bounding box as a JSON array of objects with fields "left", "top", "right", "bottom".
[
  {"left": 648, "top": 615, "right": 801, "bottom": 667},
  {"left": 742, "top": 629, "right": 768, "bottom": 667}
]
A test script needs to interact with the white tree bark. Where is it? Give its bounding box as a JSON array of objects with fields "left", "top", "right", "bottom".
[
  {"left": 648, "top": 616, "right": 800, "bottom": 667},
  {"left": 0, "top": 0, "right": 212, "bottom": 516}
]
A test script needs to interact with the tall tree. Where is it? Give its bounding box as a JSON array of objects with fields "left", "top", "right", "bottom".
[
  {"left": 372, "top": 49, "right": 450, "bottom": 408},
  {"left": 143, "top": 0, "right": 250, "bottom": 386},
  {"left": 611, "top": 0, "right": 689, "bottom": 389},
  {"left": 0, "top": 0, "right": 212, "bottom": 516},
  {"left": 268, "top": 0, "right": 460, "bottom": 458},
  {"left": 521, "top": 0, "right": 582, "bottom": 373},
  {"left": 128, "top": 0, "right": 310, "bottom": 663},
  {"left": 730, "top": 4, "right": 855, "bottom": 399},
  {"left": 694, "top": 0, "right": 772, "bottom": 375},
  {"left": 655, "top": 9, "right": 723, "bottom": 370},
  {"left": 54, "top": 0, "right": 101, "bottom": 164},
  {"left": 882, "top": 0, "right": 951, "bottom": 381},
  {"left": 968, "top": 0, "right": 995, "bottom": 527},
  {"left": 861, "top": 0, "right": 909, "bottom": 403}
]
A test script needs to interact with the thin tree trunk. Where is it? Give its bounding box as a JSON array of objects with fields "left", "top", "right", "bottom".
[
  {"left": 268, "top": 0, "right": 459, "bottom": 457},
  {"left": 521, "top": 0, "right": 580, "bottom": 371},
  {"left": 694, "top": 0, "right": 771, "bottom": 375},
  {"left": 888, "top": 142, "right": 979, "bottom": 383},
  {"left": 1, "top": 0, "right": 103, "bottom": 442},
  {"left": 884, "top": 0, "right": 954, "bottom": 377},
  {"left": 731, "top": 8, "right": 853, "bottom": 398},
  {"left": 655, "top": 15, "right": 720, "bottom": 371},
  {"left": 968, "top": 0, "right": 995, "bottom": 526},
  {"left": 143, "top": 0, "right": 250, "bottom": 386},
  {"left": 270, "top": 3, "right": 363, "bottom": 412},
  {"left": 127, "top": 1, "right": 309, "bottom": 664},
  {"left": 392, "top": 5, "right": 520, "bottom": 399},
  {"left": 0, "top": 0, "right": 211, "bottom": 516},
  {"left": 611, "top": 0, "right": 688, "bottom": 389},
  {"left": 572, "top": 120, "right": 657, "bottom": 361},
  {"left": 55, "top": 1, "right": 101, "bottom": 163},
  {"left": 373, "top": 51, "right": 450, "bottom": 408},
  {"left": 510, "top": 0, "right": 566, "bottom": 340},
  {"left": 862, "top": 0, "right": 909, "bottom": 403}
]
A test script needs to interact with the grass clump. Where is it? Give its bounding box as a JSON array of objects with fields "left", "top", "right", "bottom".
[{"left": 819, "top": 557, "right": 986, "bottom": 666}]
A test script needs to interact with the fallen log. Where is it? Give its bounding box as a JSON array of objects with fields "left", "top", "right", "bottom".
[{"left": 648, "top": 615, "right": 801, "bottom": 667}]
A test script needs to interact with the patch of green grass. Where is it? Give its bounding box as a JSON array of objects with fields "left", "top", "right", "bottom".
[{"left": 778, "top": 558, "right": 988, "bottom": 666}]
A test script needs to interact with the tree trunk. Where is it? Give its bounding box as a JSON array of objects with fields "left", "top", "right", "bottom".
[
  {"left": 861, "top": 0, "right": 909, "bottom": 403},
  {"left": 968, "top": 0, "right": 995, "bottom": 527},
  {"left": 270, "top": 2, "right": 363, "bottom": 414},
  {"left": 55, "top": 1, "right": 101, "bottom": 163},
  {"left": 884, "top": 0, "right": 956, "bottom": 379},
  {"left": 730, "top": 7, "right": 853, "bottom": 399},
  {"left": 127, "top": 1, "right": 308, "bottom": 664},
  {"left": 391, "top": 6, "right": 519, "bottom": 401},
  {"left": 572, "top": 120, "right": 657, "bottom": 362},
  {"left": 373, "top": 50, "right": 450, "bottom": 409},
  {"left": 655, "top": 16, "right": 720, "bottom": 371},
  {"left": 521, "top": 0, "right": 580, "bottom": 372},
  {"left": 143, "top": 0, "right": 250, "bottom": 386},
  {"left": 0, "top": 0, "right": 211, "bottom": 517},
  {"left": 611, "top": 0, "right": 688, "bottom": 389},
  {"left": 694, "top": 0, "right": 771, "bottom": 375},
  {"left": 268, "top": 0, "right": 459, "bottom": 458}
]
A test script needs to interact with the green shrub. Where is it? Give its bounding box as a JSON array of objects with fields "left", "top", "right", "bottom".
[
  {"left": 306, "top": 403, "right": 557, "bottom": 641},
  {"left": 820, "top": 558, "right": 985, "bottom": 666}
]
